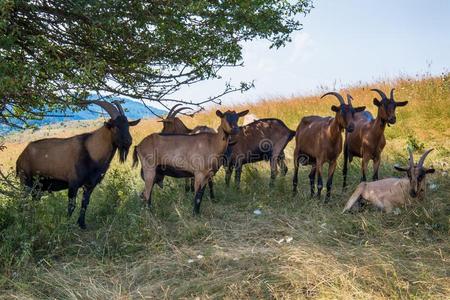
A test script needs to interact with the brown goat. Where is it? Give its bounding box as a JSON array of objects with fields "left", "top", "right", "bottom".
[
  {"left": 224, "top": 118, "right": 295, "bottom": 188},
  {"left": 292, "top": 92, "right": 366, "bottom": 200},
  {"left": 133, "top": 110, "right": 248, "bottom": 214},
  {"left": 158, "top": 104, "right": 216, "bottom": 196},
  {"left": 343, "top": 149, "right": 434, "bottom": 213},
  {"left": 342, "top": 88, "right": 408, "bottom": 188},
  {"left": 16, "top": 101, "right": 140, "bottom": 228}
]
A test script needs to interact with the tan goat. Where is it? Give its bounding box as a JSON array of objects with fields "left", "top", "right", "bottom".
[
  {"left": 133, "top": 109, "right": 248, "bottom": 214},
  {"left": 293, "top": 92, "right": 366, "bottom": 200},
  {"left": 343, "top": 88, "right": 408, "bottom": 188},
  {"left": 343, "top": 149, "right": 435, "bottom": 213}
]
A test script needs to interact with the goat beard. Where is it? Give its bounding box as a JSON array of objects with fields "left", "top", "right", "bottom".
[{"left": 118, "top": 146, "right": 130, "bottom": 163}]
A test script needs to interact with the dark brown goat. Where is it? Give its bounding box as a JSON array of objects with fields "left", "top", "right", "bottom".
[
  {"left": 158, "top": 104, "right": 216, "bottom": 196},
  {"left": 133, "top": 110, "right": 248, "bottom": 214},
  {"left": 342, "top": 88, "right": 408, "bottom": 187},
  {"left": 224, "top": 118, "right": 295, "bottom": 188},
  {"left": 292, "top": 92, "right": 366, "bottom": 200},
  {"left": 16, "top": 101, "right": 140, "bottom": 228}
]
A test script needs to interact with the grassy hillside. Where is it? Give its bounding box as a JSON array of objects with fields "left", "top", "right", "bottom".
[{"left": 0, "top": 74, "right": 449, "bottom": 299}]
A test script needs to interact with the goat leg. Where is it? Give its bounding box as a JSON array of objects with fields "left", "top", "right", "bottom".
[
  {"left": 67, "top": 186, "right": 78, "bottom": 217},
  {"left": 184, "top": 178, "right": 190, "bottom": 193},
  {"left": 361, "top": 155, "right": 369, "bottom": 182},
  {"left": 308, "top": 165, "right": 316, "bottom": 198},
  {"left": 77, "top": 185, "right": 94, "bottom": 229},
  {"left": 325, "top": 160, "right": 337, "bottom": 202},
  {"left": 269, "top": 156, "right": 278, "bottom": 187},
  {"left": 372, "top": 157, "right": 381, "bottom": 181},
  {"left": 225, "top": 165, "right": 233, "bottom": 187},
  {"left": 292, "top": 154, "right": 300, "bottom": 196},
  {"left": 234, "top": 164, "right": 242, "bottom": 189},
  {"left": 316, "top": 164, "right": 324, "bottom": 199},
  {"left": 208, "top": 179, "right": 215, "bottom": 199},
  {"left": 279, "top": 152, "right": 288, "bottom": 176}
]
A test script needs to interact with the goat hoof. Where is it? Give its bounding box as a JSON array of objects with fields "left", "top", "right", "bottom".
[{"left": 77, "top": 221, "right": 87, "bottom": 230}]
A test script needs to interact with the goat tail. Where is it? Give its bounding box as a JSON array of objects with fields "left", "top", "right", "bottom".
[
  {"left": 342, "top": 183, "right": 364, "bottom": 213},
  {"left": 342, "top": 133, "right": 349, "bottom": 189},
  {"left": 132, "top": 146, "right": 139, "bottom": 168}
]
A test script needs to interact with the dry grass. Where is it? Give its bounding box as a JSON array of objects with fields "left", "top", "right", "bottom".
[{"left": 0, "top": 74, "right": 449, "bottom": 299}]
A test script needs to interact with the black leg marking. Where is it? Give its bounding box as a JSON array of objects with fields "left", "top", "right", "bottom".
[
  {"left": 67, "top": 186, "right": 78, "bottom": 217},
  {"left": 77, "top": 186, "right": 94, "bottom": 229},
  {"left": 193, "top": 186, "right": 206, "bottom": 215}
]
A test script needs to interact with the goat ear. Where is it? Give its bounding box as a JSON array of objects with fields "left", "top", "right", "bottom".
[
  {"left": 354, "top": 106, "right": 366, "bottom": 112},
  {"left": 331, "top": 105, "right": 339, "bottom": 112},
  {"left": 216, "top": 110, "right": 224, "bottom": 118},
  {"left": 394, "top": 165, "right": 408, "bottom": 172},
  {"left": 425, "top": 168, "right": 435, "bottom": 174},
  {"left": 128, "top": 119, "right": 141, "bottom": 126},
  {"left": 373, "top": 98, "right": 381, "bottom": 107},
  {"left": 396, "top": 101, "right": 408, "bottom": 107},
  {"left": 237, "top": 110, "right": 249, "bottom": 117}
]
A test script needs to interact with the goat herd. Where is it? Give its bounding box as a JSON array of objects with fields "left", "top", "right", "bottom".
[{"left": 15, "top": 89, "right": 434, "bottom": 229}]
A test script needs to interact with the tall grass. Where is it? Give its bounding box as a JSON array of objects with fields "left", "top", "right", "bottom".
[{"left": 0, "top": 74, "right": 449, "bottom": 298}]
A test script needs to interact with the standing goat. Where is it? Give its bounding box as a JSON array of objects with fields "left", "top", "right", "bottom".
[
  {"left": 16, "top": 101, "right": 140, "bottom": 228},
  {"left": 133, "top": 110, "right": 248, "bottom": 214},
  {"left": 224, "top": 118, "right": 295, "bottom": 188},
  {"left": 343, "top": 88, "right": 408, "bottom": 188},
  {"left": 343, "top": 149, "right": 434, "bottom": 213},
  {"left": 158, "top": 104, "right": 216, "bottom": 196},
  {"left": 293, "top": 92, "right": 366, "bottom": 200}
]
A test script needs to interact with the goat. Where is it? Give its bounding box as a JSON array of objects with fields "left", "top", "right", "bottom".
[
  {"left": 133, "top": 109, "right": 248, "bottom": 214},
  {"left": 157, "top": 104, "right": 216, "bottom": 196},
  {"left": 343, "top": 88, "right": 408, "bottom": 188},
  {"left": 343, "top": 149, "right": 434, "bottom": 213},
  {"left": 224, "top": 118, "right": 295, "bottom": 188},
  {"left": 16, "top": 101, "right": 140, "bottom": 228},
  {"left": 292, "top": 92, "right": 366, "bottom": 200}
]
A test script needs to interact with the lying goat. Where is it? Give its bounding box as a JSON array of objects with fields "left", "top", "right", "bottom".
[
  {"left": 224, "top": 118, "right": 295, "bottom": 188},
  {"left": 158, "top": 104, "right": 216, "bottom": 196},
  {"left": 343, "top": 149, "right": 434, "bottom": 213},
  {"left": 343, "top": 88, "right": 408, "bottom": 188},
  {"left": 16, "top": 101, "right": 140, "bottom": 228},
  {"left": 133, "top": 109, "right": 248, "bottom": 214},
  {"left": 293, "top": 92, "right": 365, "bottom": 200}
]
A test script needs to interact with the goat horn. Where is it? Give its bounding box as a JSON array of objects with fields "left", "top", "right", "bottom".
[
  {"left": 418, "top": 148, "right": 433, "bottom": 168},
  {"left": 371, "top": 88, "right": 388, "bottom": 100},
  {"left": 321, "top": 92, "right": 345, "bottom": 105},
  {"left": 171, "top": 106, "right": 193, "bottom": 118},
  {"left": 167, "top": 104, "right": 183, "bottom": 118},
  {"left": 112, "top": 100, "right": 126, "bottom": 116},
  {"left": 85, "top": 100, "right": 120, "bottom": 119},
  {"left": 346, "top": 94, "right": 353, "bottom": 105},
  {"left": 390, "top": 88, "right": 395, "bottom": 100}
]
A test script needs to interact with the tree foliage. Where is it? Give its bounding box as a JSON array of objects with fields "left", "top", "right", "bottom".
[{"left": 0, "top": 0, "right": 312, "bottom": 128}]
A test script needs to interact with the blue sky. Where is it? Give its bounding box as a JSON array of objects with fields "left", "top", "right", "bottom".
[{"left": 173, "top": 0, "right": 450, "bottom": 106}]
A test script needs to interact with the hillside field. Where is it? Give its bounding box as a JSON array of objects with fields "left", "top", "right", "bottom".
[{"left": 0, "top": 74, "right": 449, "bottom": 299}]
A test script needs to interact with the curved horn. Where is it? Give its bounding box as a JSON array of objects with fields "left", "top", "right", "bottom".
[
  {"left": 390, "top": 88, "right": 395, "bottom": 100},
  {"left": 321, "top": 92, "right": 345, "bottom": 105},
  {"left": 346, "top": 94, "right": 353, "bottom": 105},
  {"left": 171, "top": 106, "right": 193, "bottom": 118},
  {"left": 86, "top": 100, "right": 120, "bottom": 119},
  {"left": 418, "top": 148, "right": 433, "bottom": 168},
  {"left": 408, "top": 148, "right": 414, "bottom": 170},
  {"left": 167, "top": 104, "right": 183, "bottom": 118},
  {"left": 371, "top": 88, "right": 388, "bottom": 100},
  {"left": 112, "top": 100, "right": 125, "bottom": 116}
]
